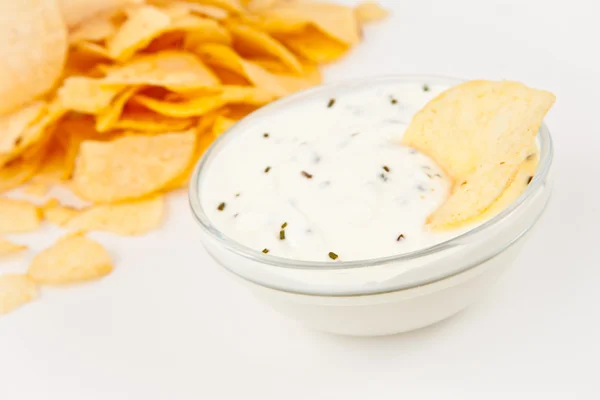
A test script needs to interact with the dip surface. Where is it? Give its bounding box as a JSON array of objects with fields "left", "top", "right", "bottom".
[{"left": 200, "top": 80, "right": 466, "bottom": 262}]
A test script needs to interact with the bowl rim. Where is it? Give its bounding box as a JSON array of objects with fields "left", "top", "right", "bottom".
[{"left": 188, "top": 74, "right": 554, "bottom": 271}]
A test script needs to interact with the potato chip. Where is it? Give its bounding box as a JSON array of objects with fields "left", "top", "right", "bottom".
[
  {"left": 256, "top": 2, "right": 360, "bottom": 45},
  {"left": 402, "top": 80, "right": 555, "bottom": 229},
  {"left": 113, "top": 111, "right": 194, "bottom": 132},
  {"left": 355, "top": 1, "right": 389, "bottom": 23},
  {"left": 42, "top": 199, "right": 80, "bottom": 226},
  {"left": 0, "top": 274, "right": 37, "bottom": 315},
  {"left": 58, "top": 0, "right": 142, "bottom": 28},
  {"left": 101, "top": 51, "right": 220, "bottom": 92},
  {"left": 69, "top": 14, "right": 118, "bottom": 44},
  {"left": 107, "top": 5, "right": 173, "bottom": 61},
  {"left": 276, "top": 26, "right": 349, "bottom": 63},
  {"left": 0, "top": 0, "right": 67, "bottom": 115},
  {"left": 96, "top": 87, "right": 140, "bottom": 132},
  {"left": 134, "top": 85, "right": 276, "bottom": 117},
  {"left": 0, "top": 198, "right": 41, "bottom": 234},
  {"left": 58, "top": 77, "right": 125, "bottom": 114},
  {"left": 194, "top": 43, "right": 314, "bottom": 96},
  {"left": 183, "top": 19, "right": 233, "bottom": 48},
  {"left": 188, "top": 0, "right": 244, "bottom": 13},
  {"left": 162, "top": 1, "right": 229, "bottom": 20},
  {"left": 211, "top": 115, "right": 238, "bottom": 137},
  {"left": 479, "top": 147, "right": 539, "bottom": 221},
  {"left": 0, "top": 146, "right": 48, "bottom": 193},
  {"left": 0, "top": 238, "right": 27, "bottom": 256},
  {"left": 72, "top": 131, "right": 196, "bottom": 202},
  {"left": 24, "top": 141, "right": 69, "bottom": 195},
  {"left": 65, "top": 196, "right": 164, "bottom": 235},
  {"left": 0, "top": 101, "right": 46, "bottom": 158},
  {"left": 72, "top": 41, "right": 112, "bottom": 60},
  {"left": 27, "top": 233, "right": 113, "bottom": 285},
  {"left": 228, "top": 23, "right": 303, "bottom": 74}
]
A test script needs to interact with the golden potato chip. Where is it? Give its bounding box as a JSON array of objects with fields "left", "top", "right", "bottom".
[
  {"left": 0, "top": 146, "right": 48, "bottom": 193},
  {"left": 58, "top": 77, "right": 125, "bottom": 114},
  {"left": 72, "top": 41, "right": 112, "bottom": 59},
  {"left": 65, "top": 196, "right": 164, "bottom": 235},
  {"left": 42, "top": 199, "right": 79, "bottom": 226},
  {"left": 107, "top": 5, "right": 172, "bottom": 61},
  {"left": 402, "top": 80, "right": 555, "bottom": 229},
  {"left": 0, "top": 198, "right": 41, "bottom": 234},
  {"left": 188, "top": 0, "right": 243, "bottom": 13},
  {"left": 0, "top": 0, "right": 67, "bottom": 116},
  {"left": 0, "top": 274, "right": 37, "bottom": 315},
  {"left": 211, "top": 115, "right": 238, "bottom": 137},
  {"left": 69, "top": 14, "right": 118, "bottom": 43},
  {"left": 194, "top": 44, "right": 315, "bottom": 96},
  {"left": 161, "top": 1, "right": 229, "bottom": 20},
  {"left": 27, "top": 233, "right": 113, "bottom": 285},
  {"left": 113, "top": 111, "right": 194, "bottom": 132},
  {"left": 256, "top": 2, "right": 360, "bottom": 45},
  {"left": 355, "top": 1, "right": 389, "bottom": 23},
  {"left": 0, "top": 238, "right": 27, "bottom": 256},
  {"left": 0, "top": 101, "right": 46, "bottom": 159},
  {"left": 479, "top": 147, "right": 539, "bottom": 221},
  {"left": 96, "top": 87, "right": 140, "bottom": 132},
  {"left": 183, "top": 19, "right": 233, "bottom": 48},
  {"left": 23, "top": 141, "right": 68, "bottom": 195},
  {"left": 101, "top": 51, "right": 220, "bottom": 92},
  {"left": 228, "top": 23, "right": 303, "bottom": 74},
  {"left": 58, "top": 0, "right": 142, "bottom": 28},
  {"left": 134, "top": 85, "right": 276, "bottom": 117},
  {"left": 72, "top": 131, "right": 196, "bottom": 202},
  {"left": 276, "top": 26, "right": 349, "bottom": 63}
]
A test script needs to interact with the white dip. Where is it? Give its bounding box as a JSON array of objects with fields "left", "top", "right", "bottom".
[{"left": 200, "top": 80, "right": 465, "bottom": 262}]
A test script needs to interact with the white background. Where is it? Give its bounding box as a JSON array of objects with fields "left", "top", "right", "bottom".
[{"left": 1, "top": 0, "right": 599, "bottom": 398}]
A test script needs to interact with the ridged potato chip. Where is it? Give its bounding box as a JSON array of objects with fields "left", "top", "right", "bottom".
[
  {"left": 355, "top": 1, "right": 389, "bottom": 23},
  {"left": 113, "top": 111, "right": 194, "bottom": 132},
  {"left": 101, "top": 51, "right": 220, "bottom": 91},
  {"left": 402, "top": 80, "right": 555, "bottom": 229},
  {"left": 0, "top": 101, "right": 46, "bottom": 159},
  {"left": 42, "top": 199, "right": 80, "bottom": 226},
  {"left": 0, "top": 198, "right": 41, "bottom": 234},
  {"left": 134, "top": 85, "right": 276, "bottom": 117},
  {"left": 0, "top": 274, "right": 38, "bottom": 315},
  {"left": 256, "top": 2, "right": 361, "bottom": 46},
  {"left": 107, "top": 5, "right": 172, "bottom": 61},
  {"left": 228, "top": 23, "right": 303, "bottom": 74},
  {"left": 65, "top": 196, "right": 164, "bottom": 235},
  {"left": 0, "top": 238, "right": 27, "bottom": 256},
  {"left": 28, "top": 233, "right": 113, "bottom": 285},
  {"left": 72, "top": 131, "right": 196, "bottom": 202},
  {"left": 58, "top": 77, "right": 125, "bottom": 114}
]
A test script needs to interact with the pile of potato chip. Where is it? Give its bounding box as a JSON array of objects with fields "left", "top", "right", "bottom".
[{"left": 0, "top": 0, "right": 387, "bottom": 315}]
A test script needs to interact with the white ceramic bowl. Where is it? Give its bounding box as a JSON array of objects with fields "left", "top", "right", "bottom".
[{"left": 189, "top": 75, "right": 554, "bottom": 336}]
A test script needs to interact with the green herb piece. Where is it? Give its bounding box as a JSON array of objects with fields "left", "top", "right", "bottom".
[
  {"left": 351, "top": 132, "right": 360, "bottom": 137},
  {"left": 279, "top": 230, "right": 286, "bottom": 240},
  {"left": 281, "top": 222, "right": 288, "bottom": 229},
  {"left": 327, "top": 98, "right": 336, "bottom": 108},
  {"left": 526, "top": 153, "right": 536, "bottom": 161},
  {"left": 235, "top": 193, "right": 241, "bottom": 197},
  {"left": 264, "top": 166, "right": 271, "bottom": 173},
  {"left": 263, "top": 133, "right": 269, "bottom": 138},
  {"left": 390, "top": 97, "right": 398, "bottom": 104},
  {"left": 397, "top": 234, "right": 405, "bottom": 242},
  {"left": 217, "top": 202, "right": 226, "bottom": 211},
  {"left": 380, "top": 173, "right": 388, "bottom": 182},
  {"left": 527, "top": 176, "right": 533, "bottom": 184},
  {"left": 328, "top": 252, "right": 339, "bottom": 260},
  {"left": 262, "top": 248, "right": 269, "bottom": 254},
  {"left": 423, "top": 84, "right": 430, "bottom": 92},
  {"left": 301, "top": 171, "right": 313, "bottom": 179},
  {"left": 383, "top": 165, "right": 390, "bottom": 172}
]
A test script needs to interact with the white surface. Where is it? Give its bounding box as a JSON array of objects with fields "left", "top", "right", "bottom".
[{"left": 1, "top": 0, "right": 598, "bottom": 398}]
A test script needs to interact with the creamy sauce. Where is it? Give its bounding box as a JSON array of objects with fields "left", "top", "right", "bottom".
[{"left": 201, "top": 81, "right": 466, "bottom": 262}]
